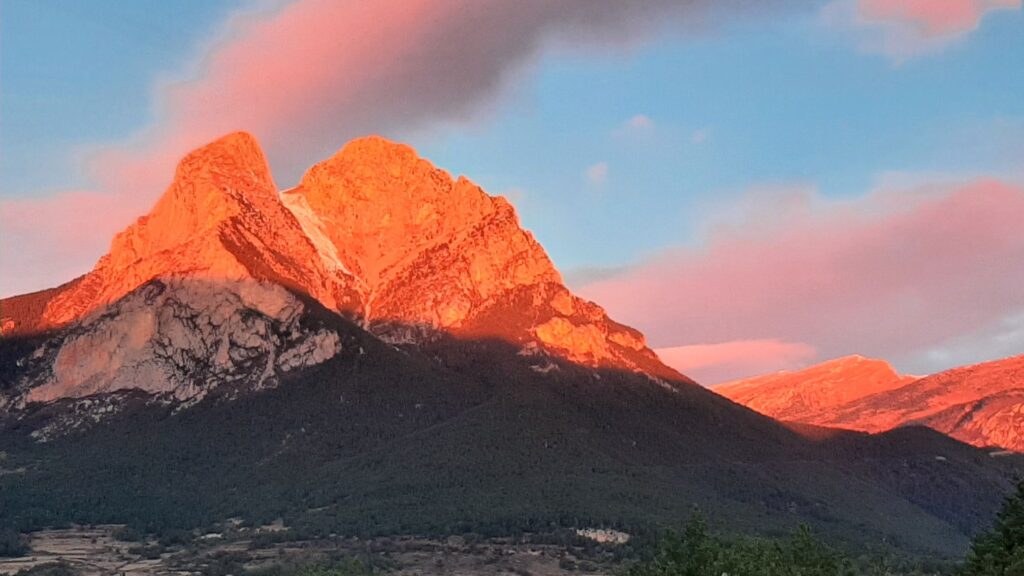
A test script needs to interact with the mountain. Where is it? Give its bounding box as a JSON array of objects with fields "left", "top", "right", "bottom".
[
  {"left": 1, "top": 133, "right": 354, "bottom": 335},
  {"left": 283, "top": 136, "right": 670, "bottom": 376},
  {"left": 1, "top": 133, "right": 1021, "bottom": 558},
  {"left": 716, "top": 355, "right": 1024, "bottom": 452},
  {"left": 715, "top": 356, "right": 916, "bottom": 424},
  {"left": 824, "top": 356, "right": 1024, "bottom": 451},
  {"left": 0, "top": 133, "right": 680, "bottom": 407}
]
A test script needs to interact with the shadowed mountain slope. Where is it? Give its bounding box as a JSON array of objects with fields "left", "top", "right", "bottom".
[{"left": 2, "top": 281, "right": 1020, "bottom": 557}]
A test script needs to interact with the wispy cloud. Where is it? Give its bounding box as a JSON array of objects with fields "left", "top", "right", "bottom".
[
  {"left": 621, "top": 114, "right": 656, "bottom": 134},
  {"left": 902, "top": 307, "right": 1024, "bottom": 374},
  {"left": 0, "top": 0, "right": 795, "bottom": 296},
  {"left": 822, "top": 0, "right": 1021, "bottom": 61},
  {"left": 0, "top": 191, "right": 143, "bottom": 296},
  {"left": 656, "top": 339, "right": 816, "bottom": 385},
  {"left": 690, "top": 128, "right": 711, "bottom": 144},
  {"left": 581, "top": 178, "right": 1024, "bottom": 380},
  {"left": 497, "top": 186, "right": 529, "bottom": 208},
  {"left": 628, "top": 114, "right": 655, "bottom": 129},
  {"left": 585, "top": 162, "right": 610, "bottom": 186}
]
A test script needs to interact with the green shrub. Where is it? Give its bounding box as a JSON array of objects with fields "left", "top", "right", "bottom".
[
  {"left": 128, "top": 543, "right": 165, "bottom": 559},
  {"left": 626, "top": 513, "right": 850, "bottom": 576},
  {"left": 961, "top": 481, "right": 1024, "bottom": 576},
  {"left": 112, "top": 525, "right": 145, "bottom": 542},
  {"left": 0, "top": 528, "right": 28, "bottom": 558}
]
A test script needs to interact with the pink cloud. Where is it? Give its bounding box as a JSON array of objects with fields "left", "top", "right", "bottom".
[
  {"left": 612, "top": 114, "right": 659, "bottom": 142},
  {"left": 627, "top": 114, "right": 655, "bottom": 130},
  {"left": 859, "top": 0, "right": 1020, "bottom": 35},
  {"left": 585, "top": 162, "right": 610, "bottom": 186},
  {"left": 622, "top": 114, "right": 656, "bottom": 134},
  {"left": 823, "top": 0, "right": 1021, "bottom": 60},
  {"left": 0, "top": 191, "right": 147, "bottom": 295},
  {"left": 2, "top": 0, "right": 780, "bottom": 297},
  {"left": 580, "top": 179, "right": 1024, "bottom": 380},
  {"left": 656, "top": 340, "right": 816, "bottom": 385}
]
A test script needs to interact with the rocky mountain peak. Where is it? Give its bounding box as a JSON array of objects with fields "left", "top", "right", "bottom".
[
  {"left": 291, "top": 135, "right": 532, "bottom": 288},
  {"left": 284, "top": 136, "right": 677, "bottom": 378},
  {"left": 2, "top": 132, "right": 692, "bottom": 406},
  {"left": 815, "top": 355, "right": 903, "bottom": 378},
  {"left": 106, "top": 131, "right": 277, "bottom": 271},
  {"left": 715, "top": 354, "right": 915, "bottom": 423},
  {"left": 18, "top": 132, "right": 350, "bottom": 332},
  {"left": 176, "top": 130, "right": 271, "bottom": 184},
  {"left": 718, "top": 353, "right": 1024, "bottom": 452}
]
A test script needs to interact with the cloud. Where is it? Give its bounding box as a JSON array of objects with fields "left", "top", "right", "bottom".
[
  {"left": 859, "top": 0, "right": 1019, "bottom": 35},
  {"left": 0, "top": 191, "right": 146, "bottom": 295},
  {"left": 822, "top": 0, "right": 1021, "bottom": 60},
  {"left": 1, "top": 0, "right": 791, "bottom": 297},
  {"left": 626, "top": 114, "right": 655, "bottom": 131},
  {"left": 564, "top": 264, "right": 631, "bottom": 286},
  {"left": 690, "top": 128, "right": 711, "bottom": 144},
  {"left": 901, "top": 306, "right": 1024, "bottom": 374},
  {"left": 655, "top": 339, "right": 817, "bottom": 385},
  {"left": 580, "top": 178, "right": 1024, "bottom": 380},
  {"left": 585, "top": 162, "right": 610, "bottom": 186},
  {"left": 612, "top": 114, "right": 659, "bottom": 142},
  {"left": 616, "top": 114, "right": 656, "bottom": 137},
  {"left": 497, "top": 187, "right": 529, "bottom": 208}
]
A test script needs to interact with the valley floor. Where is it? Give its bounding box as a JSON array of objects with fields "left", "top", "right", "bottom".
[{"left": 0, "top": 525, "right": 617, "bottom": 576}]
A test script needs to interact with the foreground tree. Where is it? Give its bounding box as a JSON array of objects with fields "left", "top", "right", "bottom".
[
  {"left": 627, "top": 513, "right": 849, "bottom": 576},
  {"left": 962, "top": 481, "right": 1024, "bottom": 576},
  {"left": 0, "top": 528, "right": 27, "bottom": 558}
]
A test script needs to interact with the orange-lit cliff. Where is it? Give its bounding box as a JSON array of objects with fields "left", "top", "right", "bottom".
[
  {"left": 717, "top": 354, "right": 1024, "bottom": 452},
  {"left": 0, "top": 132, "right": 689, "bottom": 405}
]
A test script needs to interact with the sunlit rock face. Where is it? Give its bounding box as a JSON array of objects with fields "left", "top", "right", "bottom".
[
  {"left": 920, "top": 390, "right": 1024, "bottom": 453},
  {"left": 715, "top": 355, "right": 915, "bottom": 423},
  {"left": 285, "top": 136, "right": 682, "bottom": 378},
  {"left": 0, "top": 131, "right": 692, "bottom": 408},
  {"left": 292, "top": 137, "right": 557, "bottom": 298},
  {"left": 287, "top": 136, "right": 563, "bottom": 330},
  {"left": 717, "top": 354, "right": 1024, "bottom": 452},
  {"left": 17, "top": 279, "right": 340, "bottom": 406},
  {"left": 824, "top": 355, "right": 1024, "bottom": 452},
  {"left": 12, "top": 132, "right": 356, "bottom": 333}
]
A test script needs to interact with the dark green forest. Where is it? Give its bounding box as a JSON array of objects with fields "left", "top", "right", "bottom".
[
  {"left": 626, "top": 483, "right": 1024, "bottom": 575},
  {"left": 1, "top": 305, "right": 1021, "bottom": 565}
]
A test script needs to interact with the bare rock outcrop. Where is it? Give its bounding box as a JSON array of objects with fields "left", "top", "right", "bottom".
[
  {"left": 286, "top": 136, "right": 684, "bottom": 379},
  {"left": 3, "top": 132, "right": 356, "bottom": 335},
  {"left": 1, "top": 131, "right": 693, "bottom": 409},
  {"left": 17, "top": 279, "right": 340, "bottom": 406}
]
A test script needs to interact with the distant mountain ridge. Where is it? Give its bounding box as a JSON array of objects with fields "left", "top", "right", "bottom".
[
  {"left": 0, "top": 132, "right": 1021, "bottom": 557},
  {"left": 716, "top": 354, "right": 1024, "bottom": 452},
  {"left": 715, "top": 355, "right": 916, "bottom": 423}
]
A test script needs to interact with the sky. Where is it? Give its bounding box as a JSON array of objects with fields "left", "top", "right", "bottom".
[{"left": 2, "top": 0, "right": 1023, "bottom": 383}]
